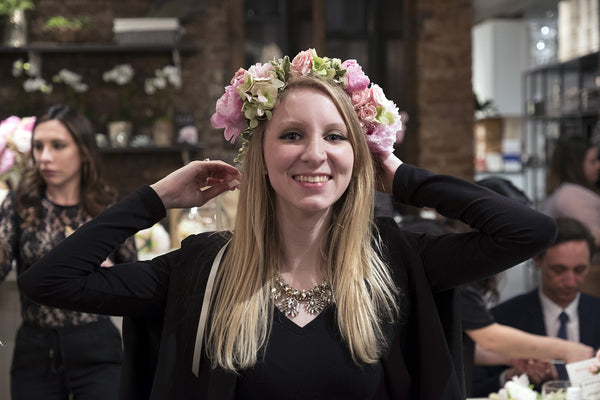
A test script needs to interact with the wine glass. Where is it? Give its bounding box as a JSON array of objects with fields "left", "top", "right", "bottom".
[{"left": 541, "top": 380, "right": 570, "bottom": 400}]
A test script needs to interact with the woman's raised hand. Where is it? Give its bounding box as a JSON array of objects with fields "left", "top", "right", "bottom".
[
  {"left": 150, "top": 160, "right": 241, "bottom": 210},
  {"left": 374, "top": 151, "right": 403, "bottom": 194}
]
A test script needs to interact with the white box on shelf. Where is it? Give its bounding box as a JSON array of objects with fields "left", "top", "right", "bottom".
[{"left": 113, "top": 18, "right": 181, "bottom": 46}]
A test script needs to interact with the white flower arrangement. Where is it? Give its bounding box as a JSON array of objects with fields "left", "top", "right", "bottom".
[
  {"left": 134, "top": 223, "right": 171, "bottom": 255},
  {"left": 102, "top": 64, "right": 136, "bottom": 121},
  {"left": 144, "top": 65, "right": 181, "bottom": 122},
  {"left": 103, "top": 64, "right": 135, "bottom": 86},
  {"left": 53, "top": 68, "right": 88, "bottom": 93},
  {"left": 13, "top": 58, "right": 52, "bottom": 94},
  {"left": 144, "top": 65, "right": 181, "bottom": 95},
  {"left": 489, "top": 374, "right": 538, "bottom": 400}
]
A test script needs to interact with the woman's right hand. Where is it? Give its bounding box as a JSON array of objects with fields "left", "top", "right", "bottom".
[{"left": 150, "top": 160, "right": 241, "bottom": 210}]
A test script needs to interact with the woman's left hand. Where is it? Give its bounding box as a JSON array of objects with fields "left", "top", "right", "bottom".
[{"left": 374, "top": 151, "right": 403, "bottom": 193}]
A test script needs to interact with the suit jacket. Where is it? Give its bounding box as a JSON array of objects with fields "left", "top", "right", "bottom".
[
  {"left": 18, "top": 164, "right": 557, "bottom": 400},
  {"left": 472, "top": 289, "right": 600, "bottom": 396}
]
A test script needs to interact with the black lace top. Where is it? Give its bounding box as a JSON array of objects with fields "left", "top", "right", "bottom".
[{"left": 0, "top": 192, "right": 137, "bottom": 328}]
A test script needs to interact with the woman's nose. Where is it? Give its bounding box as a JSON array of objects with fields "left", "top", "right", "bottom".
[
  {"left": 38, "top": 147, "right": 52, "bottom": 162},
  {"left": 301, "top": 137, "right": 326, "bottom": 163}
]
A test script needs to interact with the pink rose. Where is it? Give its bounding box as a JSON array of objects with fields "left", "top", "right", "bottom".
[
  {"left": 0, "top": 149, "right": 15, "bottom": 174},
  {"left": 342, "top": 59, "right": 370, "bottom": 93},
  {"left": 210, "top": 83, "right": 247, "bottom": 143},
  {"left": 350, "top": 88, "right": 372, "bottom": 108},
  {"left": 290, "top": 49, "right": 315, "bottom": 77},
  {"left": 371, "top": 84, "right": 386, "bottom": 105},
  {"left": 357, "top": 103, "right": 378, "bottom": 123}
]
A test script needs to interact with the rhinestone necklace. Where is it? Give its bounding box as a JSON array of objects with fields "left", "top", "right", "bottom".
[{"left": 272, "top": 273, "right": 333, "bottom": 318}]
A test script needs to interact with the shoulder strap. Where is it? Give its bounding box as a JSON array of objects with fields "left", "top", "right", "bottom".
[{"left": 192, "top": 240, "right": 229, "bottom": 377}]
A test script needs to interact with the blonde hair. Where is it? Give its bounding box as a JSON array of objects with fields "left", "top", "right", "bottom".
[{"left": 206, "top": 75, "right": 399, "bottom": 371}]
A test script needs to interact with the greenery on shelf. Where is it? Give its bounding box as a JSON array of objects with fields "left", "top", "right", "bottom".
[
  {"left": 0, "top": 0, "right": 35, "bottom": 16},
  {"left": 43, "top": 16, "right": 90, "bottom": 32}
]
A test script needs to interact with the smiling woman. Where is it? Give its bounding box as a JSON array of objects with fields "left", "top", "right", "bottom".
[
  {"left": 17, "top": 50, "right": 557, "bottom": 400},
  {"left": 263, "top": 87, "right": 354, "bottom": 219}
]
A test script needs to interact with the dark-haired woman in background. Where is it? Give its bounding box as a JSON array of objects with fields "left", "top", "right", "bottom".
[{"left": 0, "top": 105, "right": 136, "bottom": 400}]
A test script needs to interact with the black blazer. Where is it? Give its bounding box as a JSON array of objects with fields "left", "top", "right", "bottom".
[
  {"left": 472, "top": 289, "right": 600, "bottom": 396},
  {"left": 19, "top": 164, "right": 557, "bottom": 399}
]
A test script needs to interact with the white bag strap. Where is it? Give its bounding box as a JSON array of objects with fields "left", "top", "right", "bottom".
[{"left": 192, "top": 241, "right": 229, "bottom": 377}]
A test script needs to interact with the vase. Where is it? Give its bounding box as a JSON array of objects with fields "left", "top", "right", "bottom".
[
  {"left": 152, "top": 119, "right": 174, "bottom": 147},
  {"left": 107, "top": 121, "right": 132, "bottom": 147},
  {"left": 3, "top": 9, "right": 28, "bottom": 47}
]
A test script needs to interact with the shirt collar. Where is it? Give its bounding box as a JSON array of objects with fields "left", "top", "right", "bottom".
[{"left": 538, "top": 288, "right": 580, "bottom": 321}]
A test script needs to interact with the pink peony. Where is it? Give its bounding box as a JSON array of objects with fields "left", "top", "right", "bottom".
[
  {"left": 290, "top": 49, "right": 315, "bottom": 77},
  {"left": 342, "top": 59, "right": 370, "bottom": 93},
  {"left": 365, "top": 124, "right": 396, "bottom": 155},
  {"left": 211, "top": 82, "right": 247, "bottom": 143}
]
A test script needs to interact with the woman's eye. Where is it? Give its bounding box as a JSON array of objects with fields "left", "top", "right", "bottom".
[
  {"left": 280, "top": 132, "right": 300, "bottom": 141},
  {"left": 33, "top": 143, "right": 43, "bottom": 151},
  {"left": 326, "top": 133, "right": 348, "bottom": 142},
  {"left": 53, "top": 143, "right": 66, "bottom": 150}
]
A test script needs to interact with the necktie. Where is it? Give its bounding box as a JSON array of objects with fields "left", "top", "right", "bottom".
[
  {"left": 556, "top": 311, "right": 570, "bottom": 380},
  {"left": 557, "top": 311, "right": 569, "bottom": 340}
]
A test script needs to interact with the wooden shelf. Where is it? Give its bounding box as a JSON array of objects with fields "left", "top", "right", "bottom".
[{"left": 0, "top": 42, "right": 198, "bottom": 54}]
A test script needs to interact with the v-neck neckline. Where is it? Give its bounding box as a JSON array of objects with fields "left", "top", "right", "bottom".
[{"left": 274, "top": 304, "right": 333, "bottom": 332}]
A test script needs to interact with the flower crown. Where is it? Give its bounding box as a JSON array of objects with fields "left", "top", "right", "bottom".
[{"left": 210, "top": 48, "right": 407, "bottom": 162}]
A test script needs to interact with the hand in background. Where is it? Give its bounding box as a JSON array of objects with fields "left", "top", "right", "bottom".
[
  {"left": 510, "top": 359, "right": 557, "bottom": 384},
  {"left": 563, "top": 341, "right": 594, "bottom": 364}
]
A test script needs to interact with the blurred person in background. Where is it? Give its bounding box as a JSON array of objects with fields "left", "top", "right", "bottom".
[
  {"left": 472, "top": 217, "right": 600, "bottom": 396},
  {"left": 543, "top": 135, "right": 600, "bottom": 297},
  {"left": 0, "top": 104, "right": 136, "bottom": 400}
]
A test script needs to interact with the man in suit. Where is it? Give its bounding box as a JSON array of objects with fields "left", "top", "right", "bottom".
[{"left": 472, "top": 216, "right": 600, "bottom": 396}]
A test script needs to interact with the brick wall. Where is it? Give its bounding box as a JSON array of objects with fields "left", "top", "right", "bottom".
[{"left": 414, "top": 0, "right": 474, "bottom": 180}]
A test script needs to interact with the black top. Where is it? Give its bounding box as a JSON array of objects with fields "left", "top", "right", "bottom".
[
  {"left": 18, "top": 164, "right": 557, "bottom": 399},
  {"left": 0, "top": 193, "right": 137, "bottom": 328},
  {"left": 460, "top": 284, "right": 494, "bottom": 396},
  {"left": 237, "top": 306, "right": 386, "bottom": 400}
]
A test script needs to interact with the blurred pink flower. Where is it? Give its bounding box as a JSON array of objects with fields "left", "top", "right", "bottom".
[
  {"left": 0, "top": 115, "right": 36, "bottom": 183},
  {"left": 0, "top": 149, "right": 15, "bottom": 174}
]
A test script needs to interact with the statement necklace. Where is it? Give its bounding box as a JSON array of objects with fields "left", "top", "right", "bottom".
[{"left": 272, "top": 273, "right": 333, "bottom": 318}]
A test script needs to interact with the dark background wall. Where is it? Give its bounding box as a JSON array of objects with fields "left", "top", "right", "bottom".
[{"left": 0, "top": 0, "right": 474, "bottom": 194}]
